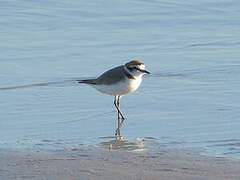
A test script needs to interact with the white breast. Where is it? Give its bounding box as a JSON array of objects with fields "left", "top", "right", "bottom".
[{"left": 93, "top": 77, "right": 142, "bottom": 96}]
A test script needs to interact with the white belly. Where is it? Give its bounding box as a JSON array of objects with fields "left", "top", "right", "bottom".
[{"left": 93, "top": 77, "right": 142, "bottom": 96}]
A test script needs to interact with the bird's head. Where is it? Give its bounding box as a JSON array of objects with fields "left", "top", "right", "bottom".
[{"left": 125, "top": 60, "right": 150, "bottom": 77}]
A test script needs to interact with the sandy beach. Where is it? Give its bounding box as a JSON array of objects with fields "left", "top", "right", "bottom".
[
  {"left": 1, "top": 147, "right": 240, "bottom": 180},
  {"left": 1, "top": 1, "right": 240, "bottom": 180}
]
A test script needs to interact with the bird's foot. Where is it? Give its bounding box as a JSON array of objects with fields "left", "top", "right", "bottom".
[{"left": 115, "top": 128, "right": 120, "bottom": 136}]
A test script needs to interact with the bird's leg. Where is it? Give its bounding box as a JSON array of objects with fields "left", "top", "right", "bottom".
[
  {"left": 117, "top": 96, "right": 120, "bottom": 120},
  {"left": 117, "top": 96, "right": 125, "bottom": 127},
  {"left": 117, "top": 96, "right": 121, "bottom": 137},
  {"left": 114, "top": 96, "right": 121, "bottom": 137},
  {"left": 114, "top": 96, "right": 126, "bottom": 137},
  {"left": 116, "top": 96, "right": 125, "bottom": 120}
]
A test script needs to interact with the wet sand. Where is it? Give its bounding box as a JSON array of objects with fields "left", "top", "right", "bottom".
[{"left": 0, "top": 147, "right": 240, "bottom": 180}]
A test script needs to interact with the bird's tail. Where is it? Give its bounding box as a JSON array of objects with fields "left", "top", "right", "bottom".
[{"left": 77, "top": 79, "right": 97, "bottom": 85}]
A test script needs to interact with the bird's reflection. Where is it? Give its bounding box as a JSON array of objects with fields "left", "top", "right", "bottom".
[{"left": 99, "top": 136, "right": 146, "bottom": 151}]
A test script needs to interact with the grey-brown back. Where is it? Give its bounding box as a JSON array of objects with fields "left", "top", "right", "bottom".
[
  {"left": 78, "top": 65, "right": 135, "bottom": 85},
  {"left": 95, "top": 65, "right": 127, "bottom": 85}
]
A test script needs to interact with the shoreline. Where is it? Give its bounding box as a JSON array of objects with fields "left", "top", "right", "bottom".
[{"left": 1, "top": 146, "right": 240, "bottom": 180}]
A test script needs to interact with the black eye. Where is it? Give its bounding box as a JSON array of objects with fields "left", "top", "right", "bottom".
[{"left": 128, "top": 67, "right": 135, "bottom": 72}]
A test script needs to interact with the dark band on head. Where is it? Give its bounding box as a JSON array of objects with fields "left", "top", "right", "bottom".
[{"left": 125, "top": 60, "right": 144, "bottom": 68}]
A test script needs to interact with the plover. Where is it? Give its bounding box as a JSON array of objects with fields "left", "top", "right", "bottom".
[{"left": 78, "top": 60, "right": 150, "bottom": 138}]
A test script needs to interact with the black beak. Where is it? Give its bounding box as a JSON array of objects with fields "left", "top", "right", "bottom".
[
  {"left": 141, "top": 69, "right": 150, "bottom": 74},
  {"left": 134, "top": 67, "right": 150, "bottom": 74}
]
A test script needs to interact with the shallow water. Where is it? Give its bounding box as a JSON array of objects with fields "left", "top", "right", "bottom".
[{"left": 0, "top": 0, "right": 240, "bottom": 158}]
